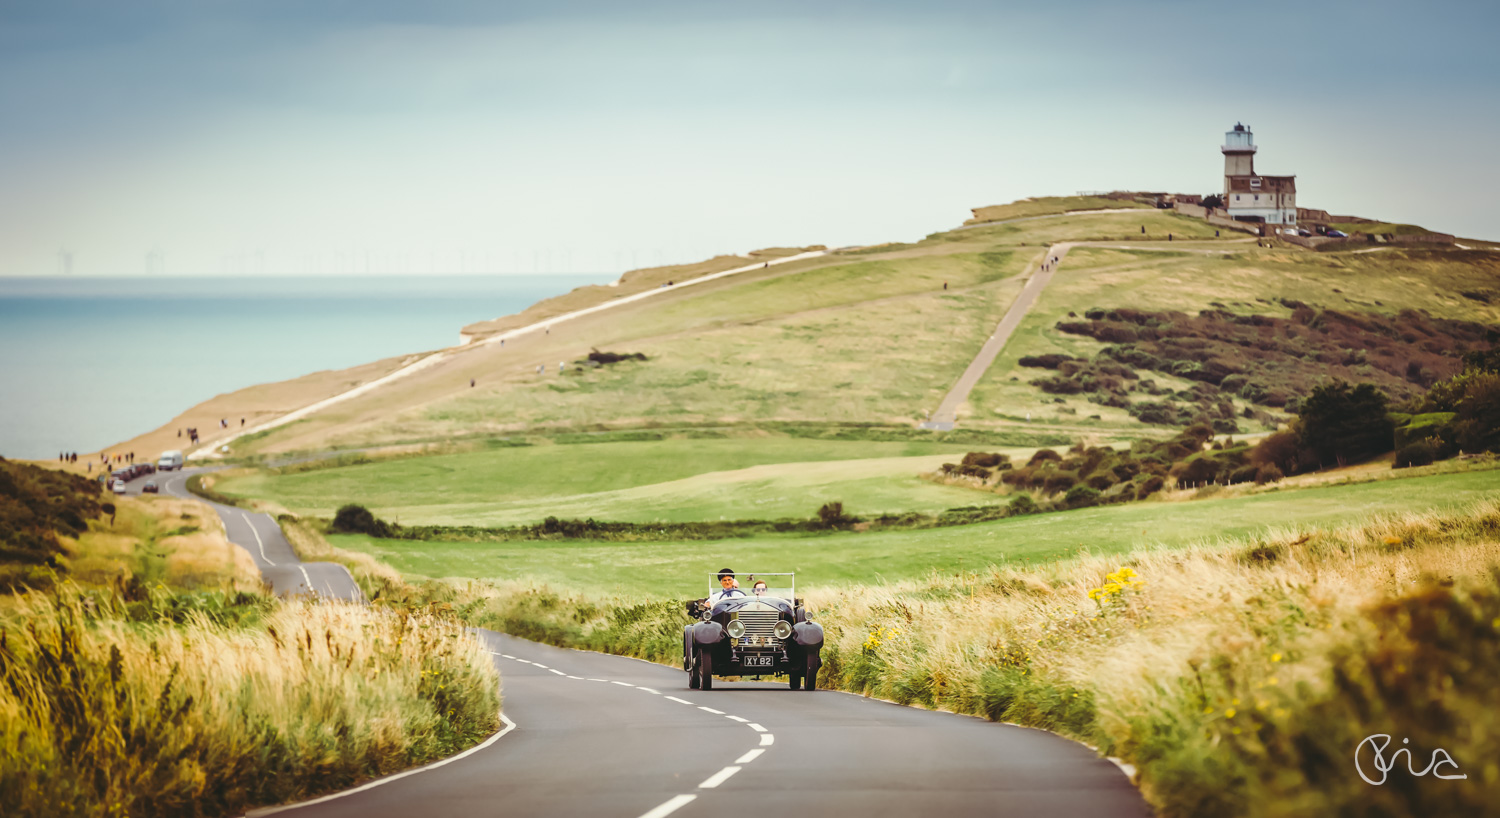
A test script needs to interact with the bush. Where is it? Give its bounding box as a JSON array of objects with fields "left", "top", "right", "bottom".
[
  {"left": 1297, "top": 380, "right": 1395, "bottom": 465},
  {"left": 1136, "top": 475, "right": 1165, "bottom": 499},
  {"left": 1254, "top": 464, "right": 1285, "bottom": 484},
  {"left": 817, "top": 501, "right": 854, "bottom": 528},
  {"left": 1027, "top": 449, "right": 1062, "bottom": 466},
  {"left": 1017, "top": 354, "right": 1076, "bottom": 369},
  {"left": 1063, "top": 486, "right": 1101, "bottom": 508},
  {"left": 331, "top": 504, "right": 393, "bottom": 537},
  {"left": 1007, "top": 495, "right": 1039, "bottom": 515},
  {"left": 1394, "top": 440, "right": 1437, "bottom": 469}
]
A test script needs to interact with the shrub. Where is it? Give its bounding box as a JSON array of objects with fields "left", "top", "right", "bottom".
[
  {"left": 1007, "top": 495, "right": 1039, "bottom": 515},
  {"left": 1394, "top": 440, "right": 1437, "bottom": 469},
  {"left": 1027, "top": 449, "right": 1062, "bottom": 466},
  {"left": 1297, "top": 381, "right": 1396, "bottom": 465},
  {"left": 1063, "top": 485, "right": 1101, "bottom": 508},
  {"left": 1254, "top": 464, "right": 1284, "bottom": 484},
  {"left": 1136, "top": 475, "right": 1165, "bottom": 499},
  {"left": 960, "top": 452, "right": 1009, "bottom": 469},
  {"left": 817, "top": 501, "right": 854, "bottom": 528},
  {"left": 331, "top": 504, "right": 393, "bottom": 537},
  {"left": 1017, "top": 354, "right": 1075, "bottom": 369},
  {"left": 1042, "top": 472, "right": 1078, "bottom": 493}
]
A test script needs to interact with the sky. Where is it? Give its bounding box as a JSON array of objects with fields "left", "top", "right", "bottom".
[{"left": 2, "top": 0, "right": 1497, "bottom": 277}]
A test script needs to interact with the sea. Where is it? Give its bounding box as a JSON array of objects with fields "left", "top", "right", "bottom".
[{"left": 0, "top": 274, "right": 613, "bottom": 460}]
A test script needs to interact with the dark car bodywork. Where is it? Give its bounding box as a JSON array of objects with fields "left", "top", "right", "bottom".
[{"left": 683, "top": 592, "right": 824, "bottom": 691}]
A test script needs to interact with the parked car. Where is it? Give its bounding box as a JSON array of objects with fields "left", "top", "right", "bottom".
[
  {"left": 683, "top": 572, "right": 823, "bottom": 691},
  {"left": 1326, "top": 229, "right": 1348, "bottom": 238},
  {"left": 1298, "top": 229, "right": 1312, "bottom": 237},
  {"left": 142, "top": 481, "right": 159, "bottom": 494},
  {"left": 111, "top": 479, "right": 126, "bottom": 494}
]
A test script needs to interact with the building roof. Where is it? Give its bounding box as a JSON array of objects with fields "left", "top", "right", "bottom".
[{"left": 1227, "top": 175, "right": 1296, "bottom": 194}]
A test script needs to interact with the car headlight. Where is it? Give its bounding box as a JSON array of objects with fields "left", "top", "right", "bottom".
[
  {"left": 726, "top": 619, "right": 746, "bottom": 639},
  {"left": 774, "top": 620, "right": 793, "bottom": 640}
]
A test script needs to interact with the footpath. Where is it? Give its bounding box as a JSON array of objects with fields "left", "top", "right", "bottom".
[{"left": 188, "top": 249, "right": 826, "bottom": 460}]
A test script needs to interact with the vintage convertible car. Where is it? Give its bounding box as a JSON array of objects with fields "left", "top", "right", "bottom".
[{"left": 682, "top": 572, "right": 823, "bottom": 691}]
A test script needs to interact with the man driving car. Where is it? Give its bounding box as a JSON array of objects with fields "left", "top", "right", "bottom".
[{"left": 706, "top": 568, "right": 744, "bottom": 606}]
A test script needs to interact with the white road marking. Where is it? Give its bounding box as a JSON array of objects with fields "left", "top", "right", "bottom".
[
  {"left": 637, "top": 686, "right": 661, "bottom": 694},
  {"left": 637, "top": 794, "right": 697, "bottom": 818},
  {"left": 501, "top": 654, "right": 515, "bottom": 659},
  {"left": 298, "top": 565, "right": 315, "bottom": 595},
  {"left": 665, "top": 696, "right": 694, "bottom": 705},
  {"left": 241, "top": 512, "right": 273, "bottom": 565},
  {"left": 567, "top": 675, "right": 584, "bottom": 680},
  {"left": 548, "top": 669, "right": 566, "bottom": 676},
  {"left": 249, "top": 712, "right": 516, "bottom": 816},
  {"left": 759, "top": 733, "right": 774, "bottom": 747},
  {"left": 697, "top": 766, "right": 741, "bottom": 789},
  {"left": 725, "top": 715, "right": 748, "bottom": 723},
  {"left": 612, "top": 681, "right": 636, "bottom": 687},
  {"left": 748, "top": 723, "right": 766, "bottom": 732},
  {"left": 698, "top": 706, "right": 725, "bottom": 715},
  {"left": 587, "top": 678, "right": 610, "bottom": 682},
  {"left": 734, "top": 749, "right": 765, "bottom": 764},
  {"left": 532, "top": 663, "right": 548, "bottom": 669}
]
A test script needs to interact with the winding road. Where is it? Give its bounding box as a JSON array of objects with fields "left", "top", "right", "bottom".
[{"left": 120, "top": 467, "right": 1151, "bottom": 815}]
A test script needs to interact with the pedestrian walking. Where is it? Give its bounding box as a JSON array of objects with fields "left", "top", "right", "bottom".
[
  {"left": 1140, "top": 226, "right": 1145, "bottom": 234},
  {"left": 240, "top": 418, "right": 245, "bottom": 427},
  {"left": 470, "top": 378, "right": 476, "bottom": 387},
  {"left": 558, "top": 361, "right": 565, "bottom": 373}
]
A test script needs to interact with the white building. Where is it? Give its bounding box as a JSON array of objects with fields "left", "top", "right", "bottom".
[{"left": 1222, "top": 123, "right": 1296, "bottom": 226}]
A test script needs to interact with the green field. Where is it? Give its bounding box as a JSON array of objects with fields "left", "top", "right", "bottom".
[
  {"left": 218, "top": 438, "right": 1004, "bottom": 524},
  {"left": 326, "top": 469, "right": 1500, "bottom": 598}
]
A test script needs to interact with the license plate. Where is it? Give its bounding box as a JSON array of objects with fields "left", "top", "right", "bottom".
[{"left": 744, "top": 656, "right": 773, "bottom": 667}]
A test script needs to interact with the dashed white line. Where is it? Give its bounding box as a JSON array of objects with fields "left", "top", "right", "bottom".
[
  {"left": 587, "top": 678, "right": 610, "bottom": 682},
  {"left": 567, "top": 675, "right": 584, "bottom": 680},
  {"left": 665, "top": 696, "right": 694, "bottom": 705},
  {"left": 637, "top": 794, "right": 697, "bottom": 818},
  {"left": 725, "top": 715, "right": 748, "bottom": 723},
  {"left": 501, "top": 654, "right": 515, "bottom": 659},
  {"left": 734, "top": 749, "right": 765, "bottom": 764},
  {"left": 698, "top": 706, "right": 726, "bottom": 715},
  {"left": 612, "top": 681, "right": 636, "bottom": 687},
  {"left": 759, "top": 734, "right": 775, "bottom": 747},
  {"left": 298, "top": 565, "right": 315, "bottom": 595},
  {"left": 548, "top": 669, "right": 566, "bottom": 676},
  {"left": 697, "top": 766, "right": 742, "bottom": 789},
  {"left": 748, "top": 723, "right": 767, "bottom": 732},
  {"left": 637, "top": 686, "right": 661, "bottom": 694},
  {"left": 532, "top": 663, "right": 549, "bottom": 669}
]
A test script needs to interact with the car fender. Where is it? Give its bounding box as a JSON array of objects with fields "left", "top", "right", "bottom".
[
  {"left": 692, "top": 621, "right": 725, "bottom": 647},
  {"left": 792, "top": 621, "right": 824, "bottom": 651}
]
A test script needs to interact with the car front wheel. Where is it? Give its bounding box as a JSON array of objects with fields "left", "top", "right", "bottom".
[
  {"left": 788, "top": 668, "right": 802, "bottom": 691},
  {"left": 698, "top": 648, "right": 713, "bottom": 691},
  {"left": 804, "top": 656, "right": 819, "bottom": 691}
]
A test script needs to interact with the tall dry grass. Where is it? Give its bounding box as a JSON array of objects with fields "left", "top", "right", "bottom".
[
  {"left": 0, "top": 586, "right": 499, "bottom": 818},
  {"left": 451, "top": 498, "right": 1500, "bottom": 817}
]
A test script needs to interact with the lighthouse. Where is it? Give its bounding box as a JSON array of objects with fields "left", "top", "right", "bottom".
[{"left": 1221, "top": 123, "right": 1297, "bottom": 227}]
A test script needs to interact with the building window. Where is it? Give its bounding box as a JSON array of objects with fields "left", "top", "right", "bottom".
[
  {"left": 1235, "top": 195, "right": 1241, "bottom": 201},
  {"left": 1250, "top": 178, "right": 1262, "bottom": 189},
  {"left": 1254, "top": 194, "right": 1259, "bottom": 201}
]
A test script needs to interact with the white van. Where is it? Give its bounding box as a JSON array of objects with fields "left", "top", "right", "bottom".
[{"left": 157, "top": 450, "right": 184, "bottom": 471}]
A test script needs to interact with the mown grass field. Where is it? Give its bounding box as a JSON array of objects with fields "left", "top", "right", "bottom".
[
  {"left": 216, "top": 438, "right": 1001, "bottom": 524},
  {"left": 325, "top": 468, "right": 1500, "bottom": 598}
]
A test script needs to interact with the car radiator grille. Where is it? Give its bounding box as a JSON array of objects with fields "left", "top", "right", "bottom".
[{"left": 735, "top": 609, "right": 782, "bottom": 649}]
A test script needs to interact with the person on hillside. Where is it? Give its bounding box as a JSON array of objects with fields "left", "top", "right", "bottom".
[{"left": 707, "top": 568, "right": 744, "bottom": 607}]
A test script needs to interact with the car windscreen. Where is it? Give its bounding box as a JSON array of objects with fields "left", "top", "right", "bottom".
[{"left": 707, "top": 572, "right": 793, "bottom": 601}]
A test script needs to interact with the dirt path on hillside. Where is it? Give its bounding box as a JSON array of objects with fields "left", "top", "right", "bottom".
[{"left": 917, "top": 237, "right": 1257, "bottom": 431}]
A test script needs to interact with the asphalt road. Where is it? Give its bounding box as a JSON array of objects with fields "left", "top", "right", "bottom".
[
  {"left": 108, "top": 466, "right": 363, "bottom": 600},
  {"left": 251, "top": 632, "right": 1152, "bottom": 818},
  {"left": 113, "top": 468, "right": 1150, "bottom": 816}
]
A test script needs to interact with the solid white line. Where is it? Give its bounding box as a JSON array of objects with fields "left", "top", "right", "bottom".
[
  {"left": 725, "top": 715, "right": 748, "bottom": 723},
  {"left": 612, "top": 681, "right": 636, "bottom": 687},
  {"left": 637, "top": 686, "right": 661, "bottom": 694},
  {"left": 242, "top": 512, "right": 273, "bottom": 565},
  {"left": 734, "top": 749, "right": 765, "bottom": 765},
  {"left": 759, "top": 734, "right": 774, "bottom": 747},
  {"left": 697, "top": 706, "right": 725, "bottom": 715},
  {"left": 665, "top": 696, "right": 694, "bottom": 705},
  {"left": 249, "top": 712, "right": 516, "bottom": 816},
  {"left": 697, "top": 766, "right": 741, "bottom": 789},
  {"left": 636, "top": 794, "right": 697, "bottom": 818},
  {"left": 748, "top": 723, "right": 766, "bottom": 732}
]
